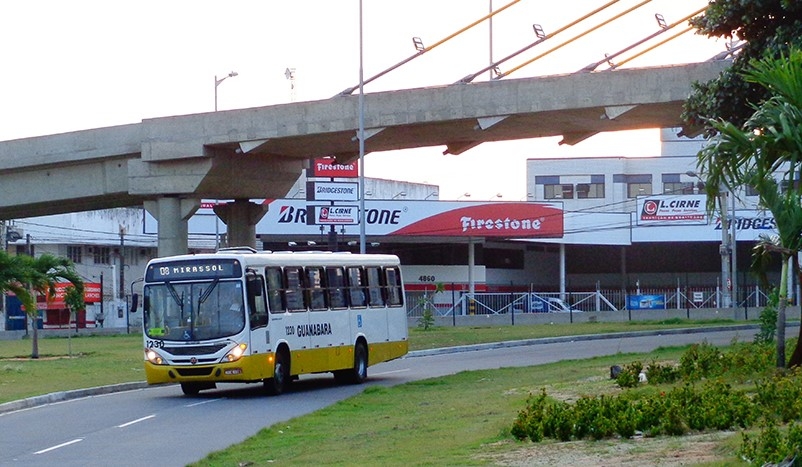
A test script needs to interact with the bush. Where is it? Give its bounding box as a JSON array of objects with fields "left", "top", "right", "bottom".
[{"left": 510, "top": 341, "right": 800, "bottom": 445}]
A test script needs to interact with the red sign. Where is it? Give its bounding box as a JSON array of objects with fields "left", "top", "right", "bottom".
[
  {"left": 309, "top": 158, "right": 359, "bottom": 178},
  {"left": 389, "top": 203, "right": 564, "bottom": 238},
  {"left": 40, "top": 282, "right": 102, "bottom": 309}
]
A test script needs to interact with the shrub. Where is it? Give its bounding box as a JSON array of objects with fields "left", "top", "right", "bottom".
[{"left": 614, "top": 361, "right": 643, "bottom": 388}]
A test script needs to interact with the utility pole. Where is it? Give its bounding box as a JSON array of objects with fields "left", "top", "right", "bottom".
[
  {"left": 119, "top": 226, "right": 125, "bottom": 304},
  {"left": 718, "top": 191, "right": 732, "bottom": 308}
]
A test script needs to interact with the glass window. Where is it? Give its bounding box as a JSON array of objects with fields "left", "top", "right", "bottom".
[
  {"left": 384, "top": 267, "right": 403, "bottom": 307},
  {"left": 143, "top": 280, "right": 245, "bottom": 340},
  {"left": 305, "top": 267, "right": 327, "bottom": 310},
  {"left": 326, "top": 266, "right": 347, "bottom": 309},
  {"left": 663, "top": 182, "right": 695, "bottom": 195},
  {"left": 366, "top": 266, "right": 384, "bottom": 307},
  {"left": 265, "top": 267, "right": 285, "bottom": 313},
  {"left": 576, "top": 183, "right": 604, "bottom": 199},
  {"left": 284, "top": 267, "right": 305, "bottom": 312},
  {"left": 627, "top": 182, "right": 652, "bottom": 198},
  {"left": 248, "top": 275, "right": 268, "bottom": 329},
  {"left": 347, "top": 266, "right": 367, "bottom": 307},
  {"left": 544, "top": 184, "right": 574, "bottom": 199},
  {"left": 67, "top": 245, "right": 82, "bottom": 263},
  {"left": 93, "top": 246, "right": 110, "bottom": 264}
]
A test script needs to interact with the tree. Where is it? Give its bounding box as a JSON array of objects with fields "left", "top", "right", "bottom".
[
  {"left": 682, "top": 0, "right": 802, "bottom": 135},
  {"left": 697, "top": 48, "right": 802, "bottom": 367},
  {"left": 64, "top": 284, "right": 85, "bottom": 357},
  {"left": 0, "top": 251, "right": 38, "bottom": 336},
  {"left": 18, "top": 253, "right": 84, "bottom": 359}
]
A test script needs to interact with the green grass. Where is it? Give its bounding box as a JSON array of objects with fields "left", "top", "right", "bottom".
[
  {"left": 189, "top": 346, "right": 748, "bottom": 466},
  {"left": 0, "top": 319, "right": 747, "bottom": 405}
]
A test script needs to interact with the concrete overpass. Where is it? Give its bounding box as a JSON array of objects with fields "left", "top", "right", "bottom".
[{"left": 0, "top": 61, "right": 729, "bottom": 256}]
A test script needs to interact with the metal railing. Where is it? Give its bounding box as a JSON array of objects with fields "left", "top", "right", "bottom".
[{"left": 405, "top": 286, "right": 777, "bottom": 318}]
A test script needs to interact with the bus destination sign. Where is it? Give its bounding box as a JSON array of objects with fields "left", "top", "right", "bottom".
[{"left": 146, "top": 259, "right": 242, "bottom": 282}]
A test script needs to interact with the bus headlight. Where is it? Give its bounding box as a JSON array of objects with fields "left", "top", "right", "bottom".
[
  {"left": 224, "top": 343, "right": 248, "bottom": 362},
  {"left": 145, "top": 349, "right": 165, "bottom": 365}
]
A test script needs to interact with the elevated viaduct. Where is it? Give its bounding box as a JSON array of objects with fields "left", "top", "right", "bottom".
[{"left": 0, "top": 61, "right": 729, "bottom": 256}]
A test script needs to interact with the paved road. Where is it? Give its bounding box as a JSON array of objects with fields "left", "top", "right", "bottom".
[{"left": 0, "top": 327, "right": 771, "bottom": 466}]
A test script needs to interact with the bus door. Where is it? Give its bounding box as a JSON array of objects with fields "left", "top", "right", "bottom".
[{"left": 245, "top": 270, "right": 269, "bottom": 355}]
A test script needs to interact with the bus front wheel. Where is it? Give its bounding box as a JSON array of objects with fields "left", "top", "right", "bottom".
[
  {"left": 335, "top": 342, "right": 368, "bottom": 385},
  {"left": 265, "top": 349, "right": 290, "bottom": 396}
]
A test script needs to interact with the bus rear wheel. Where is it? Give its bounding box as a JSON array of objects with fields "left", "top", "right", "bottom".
[
  {"left": 265, "top": 349, "right": 290, "bottom": 396},
  {"left": 335, "top": 342, "right": 368, "bottom": 385}
]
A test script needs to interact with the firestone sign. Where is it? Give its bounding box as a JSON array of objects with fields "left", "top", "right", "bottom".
[
  {"left": 308, "top": 158, "right": 358, "bottom": 178},
  {"left": 272, "top": 200, "right": 564, "bottom": 237}
]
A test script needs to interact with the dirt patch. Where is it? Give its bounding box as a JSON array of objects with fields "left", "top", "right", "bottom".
[{"left": 480, "top": 431, "right": 736, "bottom": 466}]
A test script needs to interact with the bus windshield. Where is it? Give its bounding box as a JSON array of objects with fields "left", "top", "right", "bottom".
[{"left": 143, "top": 280, "right": 245, "bottom": 341}]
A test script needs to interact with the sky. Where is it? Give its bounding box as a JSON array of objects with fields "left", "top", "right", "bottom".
[{"left": 0, "top": 0, "right": 728, "bottom": 201}]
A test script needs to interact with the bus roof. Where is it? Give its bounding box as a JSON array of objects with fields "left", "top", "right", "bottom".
[{"left": 146, "top": 249, "right": 401, "bottom": 268}]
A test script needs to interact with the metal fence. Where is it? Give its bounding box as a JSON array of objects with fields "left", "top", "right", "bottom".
[{"left": 405, "top": 286, "right": 778, "bottom": 318}]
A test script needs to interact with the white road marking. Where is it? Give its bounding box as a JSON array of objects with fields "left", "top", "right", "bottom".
[
  {"left": 185, "top": 398, "right": 223, "bottom": 407},
  {"left": 117, "top": 414, "right": 155, "bottom": 428},
  {"left": 34, "top": 438, "right": 83, "bottom": 455},
  {"left": 371, "top": 368, "right": 410, "bottom": 376}
]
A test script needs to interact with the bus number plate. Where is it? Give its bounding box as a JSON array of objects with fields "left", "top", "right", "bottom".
[{"left": 146, "top": 340, "right": 164, "bottom": 349}]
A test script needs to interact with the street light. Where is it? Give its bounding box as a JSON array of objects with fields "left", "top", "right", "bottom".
[
  {"left": 687, "top": 171, "right": 733, "bottom": 308},
  {"left": 214, "top": 71, "right": 238, "bottom": 111},
  {"left": 457, "top": 192, "right": 471, "bottom": 200},
  {"left": 392, "top": 191, "right": 407, "bottom": 199},
  {"left": 424, "top": 191, "right": 439, "bottom": 200}
]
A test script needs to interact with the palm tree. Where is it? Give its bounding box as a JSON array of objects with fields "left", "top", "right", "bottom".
[
  {"left": 0, "top": 251, "right": 38, "bottom": 334},
  {"left": 697, "top": 47, "right": 802, "bottom": 368},
  {"left": 18, "top": 254, "right": 84, "bottom": 359}
]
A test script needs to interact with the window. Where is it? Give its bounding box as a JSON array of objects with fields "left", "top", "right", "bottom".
[
  {"left": 265, "top": 267, "right": 285, "bottom": 313},
  {"left": 576, "top": 183, "right": 604, "bottom": 199},
  {"left": 544, "top": 184, "right": 574, "bottom": 199},
  {"left": 305, "top": 267, "right": 327, "bottom": 310},
  {"left": 663, "top": 182, "right": 695, "bottom": 195},
  {"left": 627, "top": 182, "right": 652, "bottom": 198},
  {"left": 93, "top": 246, "right": 110, "bottom": 265},
  {"left": 67, "top": 245, "right": 82, "bottom": 263},
  {"left": 347, "top": 266, "right": 367, "bottom": 307},
  {"left": 384, "top": 267, "right": 403, "bottom": 307},
  {"left": 284, "top": 267, "right": 305, "bottom": 311},
  {"left": 248, "top": 275, "right": 268, "bottom": 329},
  {"left": 326, "top": 267, "right": 347, "bottom": 309},
  {"left": 365, "top": 266, "right": 384, "bottom": 307}
]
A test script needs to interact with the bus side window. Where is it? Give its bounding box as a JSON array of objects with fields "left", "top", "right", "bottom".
[
  {"left": 346, "top": 266, "right": 366, "bottom": 307},
  {"left": 384, "top": 267, "right": 403, "bottom": 307},
  {"left": 248, "top": 274, "right": 268, "bottom": 328},
  {"left": 284, "top": 267, "right": 306, "bottom": 312},
  {"left": 326, "top": 266, "right": 347, "bottom": 309},
  {"left": 265, "top": 267, "right": 285, "bottom": 313},
  {"left": 366, "top": 266, "right": 384, "bottom": 307},
  {"left": 305, "top": 267, "right": 327, "bottom": 310}
]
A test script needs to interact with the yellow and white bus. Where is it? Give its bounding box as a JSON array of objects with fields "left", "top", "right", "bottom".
[{"left": 139, "top": 247, "right": 408, "bottom": 396}]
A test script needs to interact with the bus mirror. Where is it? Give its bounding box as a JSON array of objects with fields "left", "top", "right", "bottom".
[
  {"left": 246, "top": 275, "right": 262, "bottom": 297},
  {"left": 130, "top": 294, "right": 139, "bottom": 313}
]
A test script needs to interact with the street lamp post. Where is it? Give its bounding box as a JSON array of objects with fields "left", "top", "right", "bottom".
[
  {"left": 687, "top": 171, "right": 732, "bottom": 309},
  {"left": 214, "top": 71, "right": 238, "bottom": 111}
]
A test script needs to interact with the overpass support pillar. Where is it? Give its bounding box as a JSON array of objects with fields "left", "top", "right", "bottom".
[
  {"left": 214, "top": 199, "right": 268, "bottom": 250},
  {"left": 144, "top": 197, "right": 200, "bottom": 257}
]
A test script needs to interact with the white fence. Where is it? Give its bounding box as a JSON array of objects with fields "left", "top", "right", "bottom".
[{"left": 406, "top": 286, "right": 779, "bottom": 318}]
